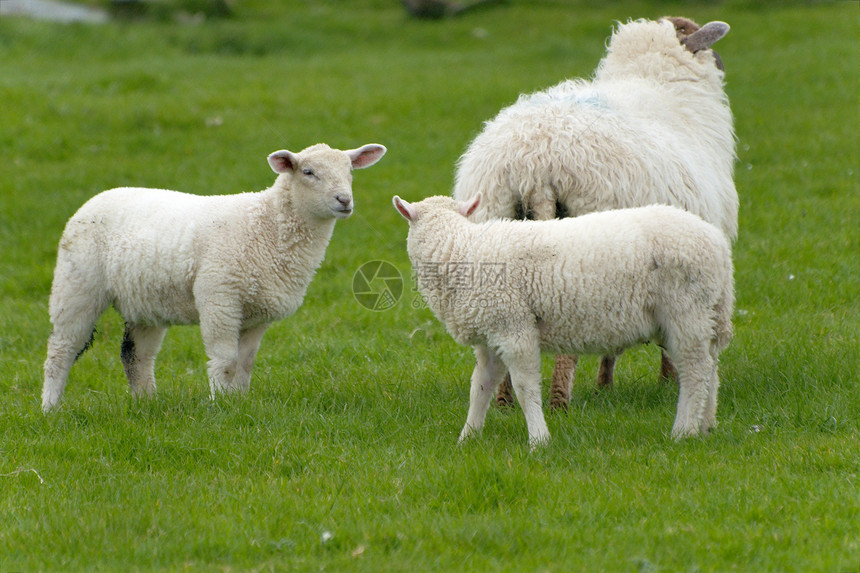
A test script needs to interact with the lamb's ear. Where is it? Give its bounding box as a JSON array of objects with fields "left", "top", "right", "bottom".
[
  {"left": 682, "top": 21, "right": 730, "bottom": 52},
  {"left": 458, "top": 193, "right": 481, "bottom": 218},
  {"left": 268, "top": 150, "right": 299, "bottom": 174},
  {"left": 347, "top": 144, "right": 387, "bottom": 169},
  {"left": 393, "top": 196, "right": 416, "bottom": 222}
]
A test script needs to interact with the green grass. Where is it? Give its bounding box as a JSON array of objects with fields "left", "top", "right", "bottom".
[{"left": 1, "top": 1, "right": 857, "bottom": 570}]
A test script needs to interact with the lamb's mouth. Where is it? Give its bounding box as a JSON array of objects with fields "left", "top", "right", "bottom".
[{"left": 334, "top": 207, "right": 353, "bottom": 218}]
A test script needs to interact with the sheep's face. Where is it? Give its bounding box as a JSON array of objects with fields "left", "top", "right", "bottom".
[{"left": 268, "top": 143, "right": 386, "bottom": 221}]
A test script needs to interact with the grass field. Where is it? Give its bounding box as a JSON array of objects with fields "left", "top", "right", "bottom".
[{"left": 1, "top": 1, "right": 857, "bottom": 571}]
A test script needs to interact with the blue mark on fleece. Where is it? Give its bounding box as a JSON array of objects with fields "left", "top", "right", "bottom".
[{"left": 520, "top": 87, "right": 612, "bottom": 111}]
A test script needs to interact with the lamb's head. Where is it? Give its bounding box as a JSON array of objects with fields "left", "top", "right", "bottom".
[
  {"left": 662, "top": 16, "right": 730, "bottom": 71},
  {"left": 393, "top": 193, "right": 481, "bottom": 224},
  {"left": 268, "top": 143, "right": 386, "bottom": 220}
]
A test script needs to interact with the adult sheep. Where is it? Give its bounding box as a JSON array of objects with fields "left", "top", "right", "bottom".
[
  {"left": 453, "top": 17, "right": 737, "bottom": 409},
  {"left": 42, "top": 142, "right": 386, "bottom": 412},
  {"left": 393, "top": 194, "right": 734, "bottom": 448}
]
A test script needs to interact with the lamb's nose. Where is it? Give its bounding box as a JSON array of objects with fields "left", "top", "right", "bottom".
[{"left": 335, "top": 194, "right": 352, "bottom": 207}]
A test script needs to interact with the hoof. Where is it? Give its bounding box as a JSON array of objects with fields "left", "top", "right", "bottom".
[{"left": 548, "top": 395, "right": 569, "bottom": 411}]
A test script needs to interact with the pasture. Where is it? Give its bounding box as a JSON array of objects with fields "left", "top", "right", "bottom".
[{"left": 0, "top": 1, "right": 857, "bottom": 570}]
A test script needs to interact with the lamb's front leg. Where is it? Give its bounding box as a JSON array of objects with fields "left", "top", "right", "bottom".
[
  {"left": 459, "top": 345, "right": 506, "bottom": 443},
  {"left": 198, "top": 304, "right": 243, "bottom": 397}
]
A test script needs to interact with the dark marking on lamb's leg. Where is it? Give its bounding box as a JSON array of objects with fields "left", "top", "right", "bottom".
[
  {"left": 495, "top": 374, "right": 516, "bottom": 408},
  {"left": 596, "top": 355, "right": 616, "bottom": 388},
  {"left": 660, "top": 349, "right": 678, "bottom": 383},
  {"left": 75, "top": 329, "right": 96, "bottom": 362},
  {"left": 120, "top": 324, "right": 136, "bottom": 383},
  {"left": 122, "top": 324, "right": 166, "bottom": 398},
  {"left": 549, "top": 354, "right": 577, "bottom": 410}
]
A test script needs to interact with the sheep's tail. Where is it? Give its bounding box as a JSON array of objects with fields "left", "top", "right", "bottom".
[{"left": 520, "top": 181, "right": 560, "bottom": 221}]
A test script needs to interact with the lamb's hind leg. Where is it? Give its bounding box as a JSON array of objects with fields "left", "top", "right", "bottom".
[
  {"left": 42, "top": 274, "right": 109, "bottom": 412},
  {"left": 43, "top": 321, "right": 99, "bottom": 412},
  {"left": 669, "top": 340, "right": 715, "bottom": 439},
  {"left": 700, "top": 341, "right": 722, "bottom": 434},
  {"left": 121, "top": 324, "right": 167, "bottom": 399}
]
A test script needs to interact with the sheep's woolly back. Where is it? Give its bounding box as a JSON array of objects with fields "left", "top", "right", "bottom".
[
  {"left": 404, "top": 197, "right": 734, "bottom": 355},
  {"left": 49, "top": 143, "right": 373, "bottom": 329},
  {"left": 453, "top": 18, "right": 737, "bottom": 241},
  {"left": 53, "top": 185, "right": 333, "bottom": 328}
]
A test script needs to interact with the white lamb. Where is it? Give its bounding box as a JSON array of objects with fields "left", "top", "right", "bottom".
[
  {"left": 42, "top": 142, "right": 386, "bottom": 412},
  {"left": 393, "top": 194, "right": 734, "bottom": 447},
  {"left": 453, "top": 17, "right": 737, "bottom": 407}
]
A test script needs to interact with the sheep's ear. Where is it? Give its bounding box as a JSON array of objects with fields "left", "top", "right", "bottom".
[
  {"left": 458, "top": 193, "right": 481, "bottom": 218},
  {"left": 268, "top": 150, "right": 299, "bottom": 174},
  {"left": 347, "top": 144, "right": 387, "bottom": 169},
  {"left": 393, "top": 196, "right": 416, "bottom": 222},
  {"left": 682, "top": 21, "right": 729, "bottom": 52}
]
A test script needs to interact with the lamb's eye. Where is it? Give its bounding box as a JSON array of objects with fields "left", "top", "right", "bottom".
[{"left": 302, "top": 167, "right": 315, "bottom": 177}]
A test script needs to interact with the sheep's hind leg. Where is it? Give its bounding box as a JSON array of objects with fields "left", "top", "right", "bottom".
[
  {"left": 494, "top": 375, "right": 516, "bottom": 407},
  {"left": 121, "top": 324, "right": 167, "bottom": 399},
  {"left": 595, "top": 355, "right": 616, "bottom": 388},
  {"left": 233, "top": 324, "right": 270, "bottom": 393},
  {"left": 459, "top": 345, "right": 507, "bottom": 443},
  {"left": 660, "top": 349, "right": 678, "bottom": 382},
  {"left": 549, "top": 354, "right": 578, "bottom": 409}
]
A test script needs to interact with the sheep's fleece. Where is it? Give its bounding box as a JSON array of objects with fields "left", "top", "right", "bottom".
[
  {"left": 42, "top": 143, "right": 385, "bottom": 412},
  {"left": 453, "top": 16, "right": 737, "bottom": 399},
  {"left": 454, "top": 17, "right": 737, "bottom": 237},
  {"left": 394, "top": 194, "right": 734, "bottom": 447}
]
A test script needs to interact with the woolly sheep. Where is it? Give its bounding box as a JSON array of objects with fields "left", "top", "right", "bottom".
[
  {"left": 393, "top": 194, "right": 734, "bottom": 448},
  {"left": 42, "top": 142, "right": 386, "bottom": 412},
  {"left": 453, "top": 17, "right": 737, "bottom": 408}
]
